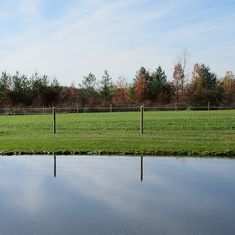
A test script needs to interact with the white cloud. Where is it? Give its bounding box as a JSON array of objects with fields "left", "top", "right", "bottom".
[
  {"left": 0, "top": 0, "right": 234, "bottom": 85},
  {"left": 0, "top": 0, "right": 174, "bottom": 84},
  {"left": 18, "top": 0, "right": 43, "bottom": 18}
]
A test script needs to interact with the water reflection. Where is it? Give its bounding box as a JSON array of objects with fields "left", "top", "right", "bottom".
[
  {"left": 0, "top": 156, "right": 235, "bottom": 235},
  {"left": 54, "top": 155, "right": 56, "bottom": 177},
  {"left": 140, "top": 156, "right": 143, "bottom": 181},
  {"left": 52, "top": 155, "right": 144, "bottom": 181}
]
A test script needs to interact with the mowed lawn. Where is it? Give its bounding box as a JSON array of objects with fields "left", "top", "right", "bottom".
[{"left": 0, "top": 110, "right": 235, "bottom": 155}]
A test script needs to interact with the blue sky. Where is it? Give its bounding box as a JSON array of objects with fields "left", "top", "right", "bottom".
[{"left": 0, "top": 0, "right": 235, "bottom": 85}]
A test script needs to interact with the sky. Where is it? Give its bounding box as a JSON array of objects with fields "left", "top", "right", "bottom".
[{"left": 0, "top": 0, "right": 235, "bottom": 85}]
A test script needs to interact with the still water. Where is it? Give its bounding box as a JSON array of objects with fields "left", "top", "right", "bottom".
[{"left": 0, "top": 156, "right": 235, "bottom": 235}]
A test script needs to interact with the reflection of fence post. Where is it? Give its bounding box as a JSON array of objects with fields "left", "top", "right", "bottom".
[
  {"left": 140, "top": 156, "right": 144, "bottom": 181},
  {"left": 54, "top": 155, "right": 56, "bottom": 177},
  {"left": 53, "top": 107, "right": 56, "bottom": 134},
  {"left": 140, "top": 106, "right": 144, "bottom": 134}
]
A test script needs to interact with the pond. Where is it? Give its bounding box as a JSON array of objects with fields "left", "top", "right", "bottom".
[{"left": 0, "top": 155, "right": 235, "bottom": 235}]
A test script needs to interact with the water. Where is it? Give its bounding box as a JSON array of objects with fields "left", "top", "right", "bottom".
[{"left": 0, "top": 156, "right": 235, "bottom": 235}]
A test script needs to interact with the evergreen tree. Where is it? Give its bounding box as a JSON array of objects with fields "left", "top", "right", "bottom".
[
  {"left": 148, "top": 66, "right": 168, "bottom": 102},
  {"left": 99, "top": 70, "right": 113, "bottom": 104}
]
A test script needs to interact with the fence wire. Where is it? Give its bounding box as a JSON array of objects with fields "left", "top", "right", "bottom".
[{"left": 0, "top": 105, "right": 235, "bottom": 115}]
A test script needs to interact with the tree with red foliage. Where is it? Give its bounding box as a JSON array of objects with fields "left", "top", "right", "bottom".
[
  {"left": 134, "top": 67, "right": 149, "bottom": 104},
  {"left": 112, "top": 77, "right": 130, "bottom": 106},
  {"left": 220, "top": 71, "right": 235, "bottom": 105}
]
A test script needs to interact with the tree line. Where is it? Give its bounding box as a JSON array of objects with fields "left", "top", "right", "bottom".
[{"left": 0, "top": 64, "right": 235, "bottom": 108}]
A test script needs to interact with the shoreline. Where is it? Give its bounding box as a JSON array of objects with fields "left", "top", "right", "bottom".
[{"left": 1, "top": 150, "right": 235, "bottom": 157}]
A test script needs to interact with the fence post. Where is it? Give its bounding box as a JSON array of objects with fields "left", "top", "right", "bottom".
[
  {"left": 140, "top": 106, "right": 144, "bottom": 134},
  {"left": 43, "top": 106, "right": 45, "bottom": 115},
  {"left": 53, "top": 107, "right": 56, "bottom": 134},
  {"left": 110, "top": 104, "right": 112, "bottom": 112},
  {"left": 13, "top": 107, "right": 15, "bottom": 115},
  {"left": 208, "top": 101, "right": 210, "bottom": 111},
  {"left": 77, "top": 107, "right": 79, "bottom": 114}
]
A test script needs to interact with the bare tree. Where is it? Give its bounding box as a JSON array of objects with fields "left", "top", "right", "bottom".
[
  {"left": 172, "top": 49, "right": 191, "bottom": 106},
  {"left": 175, "top": 48, "right": 191, "bottom": 86}
]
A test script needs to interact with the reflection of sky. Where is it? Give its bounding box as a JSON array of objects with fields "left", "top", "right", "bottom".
[{"left": 0, "top": 156, "right": 235, "bottom": 235}]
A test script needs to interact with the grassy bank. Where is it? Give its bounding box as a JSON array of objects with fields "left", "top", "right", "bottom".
[{"left": 1, "top": 110, "right": 235, "bottom": 156}]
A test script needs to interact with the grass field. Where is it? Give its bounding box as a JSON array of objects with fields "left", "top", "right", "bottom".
[{"left": 0, "top": 110, "right": 235, "bottom": 156}]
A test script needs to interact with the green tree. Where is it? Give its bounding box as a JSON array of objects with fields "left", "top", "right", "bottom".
[
  {"left": 188, "top": 63, "right": 220, "bottom": 106},
  {"left": 79, "top": 73, "right": 98, "bottom": 107},
  {"left": 149, "top": 66, "right": 168, "bottom": 102},
  {"left": 30, "top": 73, "right": 49, "bottom": 105},
  {"left": 99, "top": 70, "right": 114, "bottom": 104},
  {"left": 31, "top": 73, "right": 49, "bottom": 95},
  {"left": 35, "top": 77, "right": 62, "bottom": 107},
  {"left": 133, "top": 66, "right": 171, "bottom": 104},
  {"left": 11, "top": 72, "right": 31, "bottom": 105},
  {"left": 192, "top": 63, "right": 217, "bottom": 90},
  {"left": 0, "top": 71, "right": 11, "bottom": 104},
  {"left": 80, "top": 73, "right": 97, "bottom": 89}
]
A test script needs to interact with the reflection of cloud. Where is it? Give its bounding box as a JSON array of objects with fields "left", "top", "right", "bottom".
[
  {"left": 175, "top": 157, "right": 235, "bottom": 178},
  {"left": 57, "top": 157, "right": 147, "bottom": 216},
  {"left": 0, "top": 156, "right": 50, "bottom": 216},
  {"left": 0, "top": 156, "right": 235, "bottom": 234},
  {"left": 0, "top": 155, "right": 169, "bottom": 220},
  {"left": 15, "top": 179, "right": 45, "bottom": 215},
  {"left": 55, "top": 156, "right": 235, "bottom": 234}
]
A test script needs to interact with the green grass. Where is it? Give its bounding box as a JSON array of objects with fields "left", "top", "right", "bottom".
[{"left": 1, "top": 110, "right": 235, "bottom": 156}]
